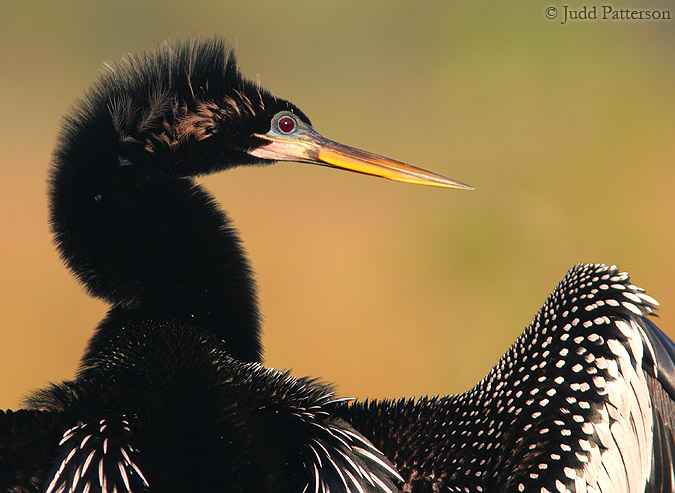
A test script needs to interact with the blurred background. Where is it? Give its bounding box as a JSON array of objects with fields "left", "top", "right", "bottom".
[{"left": 1, "top": 1, "right": 673, "bottom": 407}]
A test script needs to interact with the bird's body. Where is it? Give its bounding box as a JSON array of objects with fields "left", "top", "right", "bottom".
[
  {"left": 1, "top": 39, "right": 673, "bottom": 493},
  {"left": 8, "top": 315, "right": 400, "bottom": 493}
]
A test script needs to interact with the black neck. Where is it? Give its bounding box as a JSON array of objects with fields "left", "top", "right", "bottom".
[
  {"left": 46, "top": 39, "right": 302, "bottom": 363},
  {"left": 50, "top": 148, "right": 261, "bottom": 362}
]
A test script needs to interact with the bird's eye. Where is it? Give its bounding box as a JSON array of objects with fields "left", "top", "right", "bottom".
[{"left": 278, "top": 116, "right": 296, "bottom": 134}]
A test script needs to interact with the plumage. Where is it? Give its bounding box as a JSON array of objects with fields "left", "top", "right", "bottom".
[{"left": 24, "top": 317, "right": 400, "bottom": 493}]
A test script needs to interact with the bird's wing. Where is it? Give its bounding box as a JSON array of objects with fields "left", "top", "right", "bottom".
[
  {"left": 336, "top": 264, "right": 674, "bottom": 492},
  {"left": 0, "top": 409, "right": 67, "bottom": 493},
  {"left": 41, "top": 416, "right": 149, "bottom": 493},
  {"left": 565, "top": 268, "right": 675, "bottom": 493},
  {"left": 492, "top": 264, "right": 672, "bottom": 493}
]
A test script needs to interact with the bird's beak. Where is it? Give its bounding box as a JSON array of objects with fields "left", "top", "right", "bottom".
[{"left": 248, "top": 128, "right": 473, "bottom": 190}]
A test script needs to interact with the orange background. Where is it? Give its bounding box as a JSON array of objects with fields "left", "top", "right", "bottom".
[{"left": 1, "top": 1, "right": 673, "bottom": 407}]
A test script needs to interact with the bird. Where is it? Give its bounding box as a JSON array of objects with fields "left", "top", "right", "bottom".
[
  {"left": 2, "top": 38, "right": 674, "bottom": 493},
  {"left": 0, "top": 38, "right": 469, "bottom": 493},
  {"left": 335, "top": 263, "right": 675, "bottom": 492}
]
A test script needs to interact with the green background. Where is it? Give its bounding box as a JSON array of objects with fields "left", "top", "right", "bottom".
[{"left": 1, "top": 1, "right": 673, "bottom": 407}]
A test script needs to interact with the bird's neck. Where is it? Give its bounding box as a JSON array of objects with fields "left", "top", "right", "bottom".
[{"left": 50, "top": 154, "right": 261, "bottom": 362}]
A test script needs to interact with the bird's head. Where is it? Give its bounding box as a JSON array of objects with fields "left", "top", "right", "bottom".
[
  {"left": 95, "top": 39, "right": 471, "bottom": 190},
  {"left": 227, "top": 85, "right": 473, "bottom": 189}
]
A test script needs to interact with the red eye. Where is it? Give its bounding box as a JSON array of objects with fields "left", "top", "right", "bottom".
[{"left": 278, "top": 116, "right": 296, "bottom": 134}]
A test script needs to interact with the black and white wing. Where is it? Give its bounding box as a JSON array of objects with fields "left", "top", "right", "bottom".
[
  {"left": 468, "top": 263, "right": 675, "bottom": 492},
  {"left": 337, "top": 264, "right": 675, "bottom": 493}
]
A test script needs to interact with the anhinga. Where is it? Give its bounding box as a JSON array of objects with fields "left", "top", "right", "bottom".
[{"left": 1, "top": 39, "right": 673, "bottom": 493}]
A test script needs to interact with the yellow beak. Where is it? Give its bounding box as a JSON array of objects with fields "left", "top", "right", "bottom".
[{"left": 248, "top": 124, "right": 473, "bottom": 190}]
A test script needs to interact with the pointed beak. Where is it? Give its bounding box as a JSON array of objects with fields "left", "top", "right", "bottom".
[{"left": 248, "top": 127, "right": 473, "bottom": 190}]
